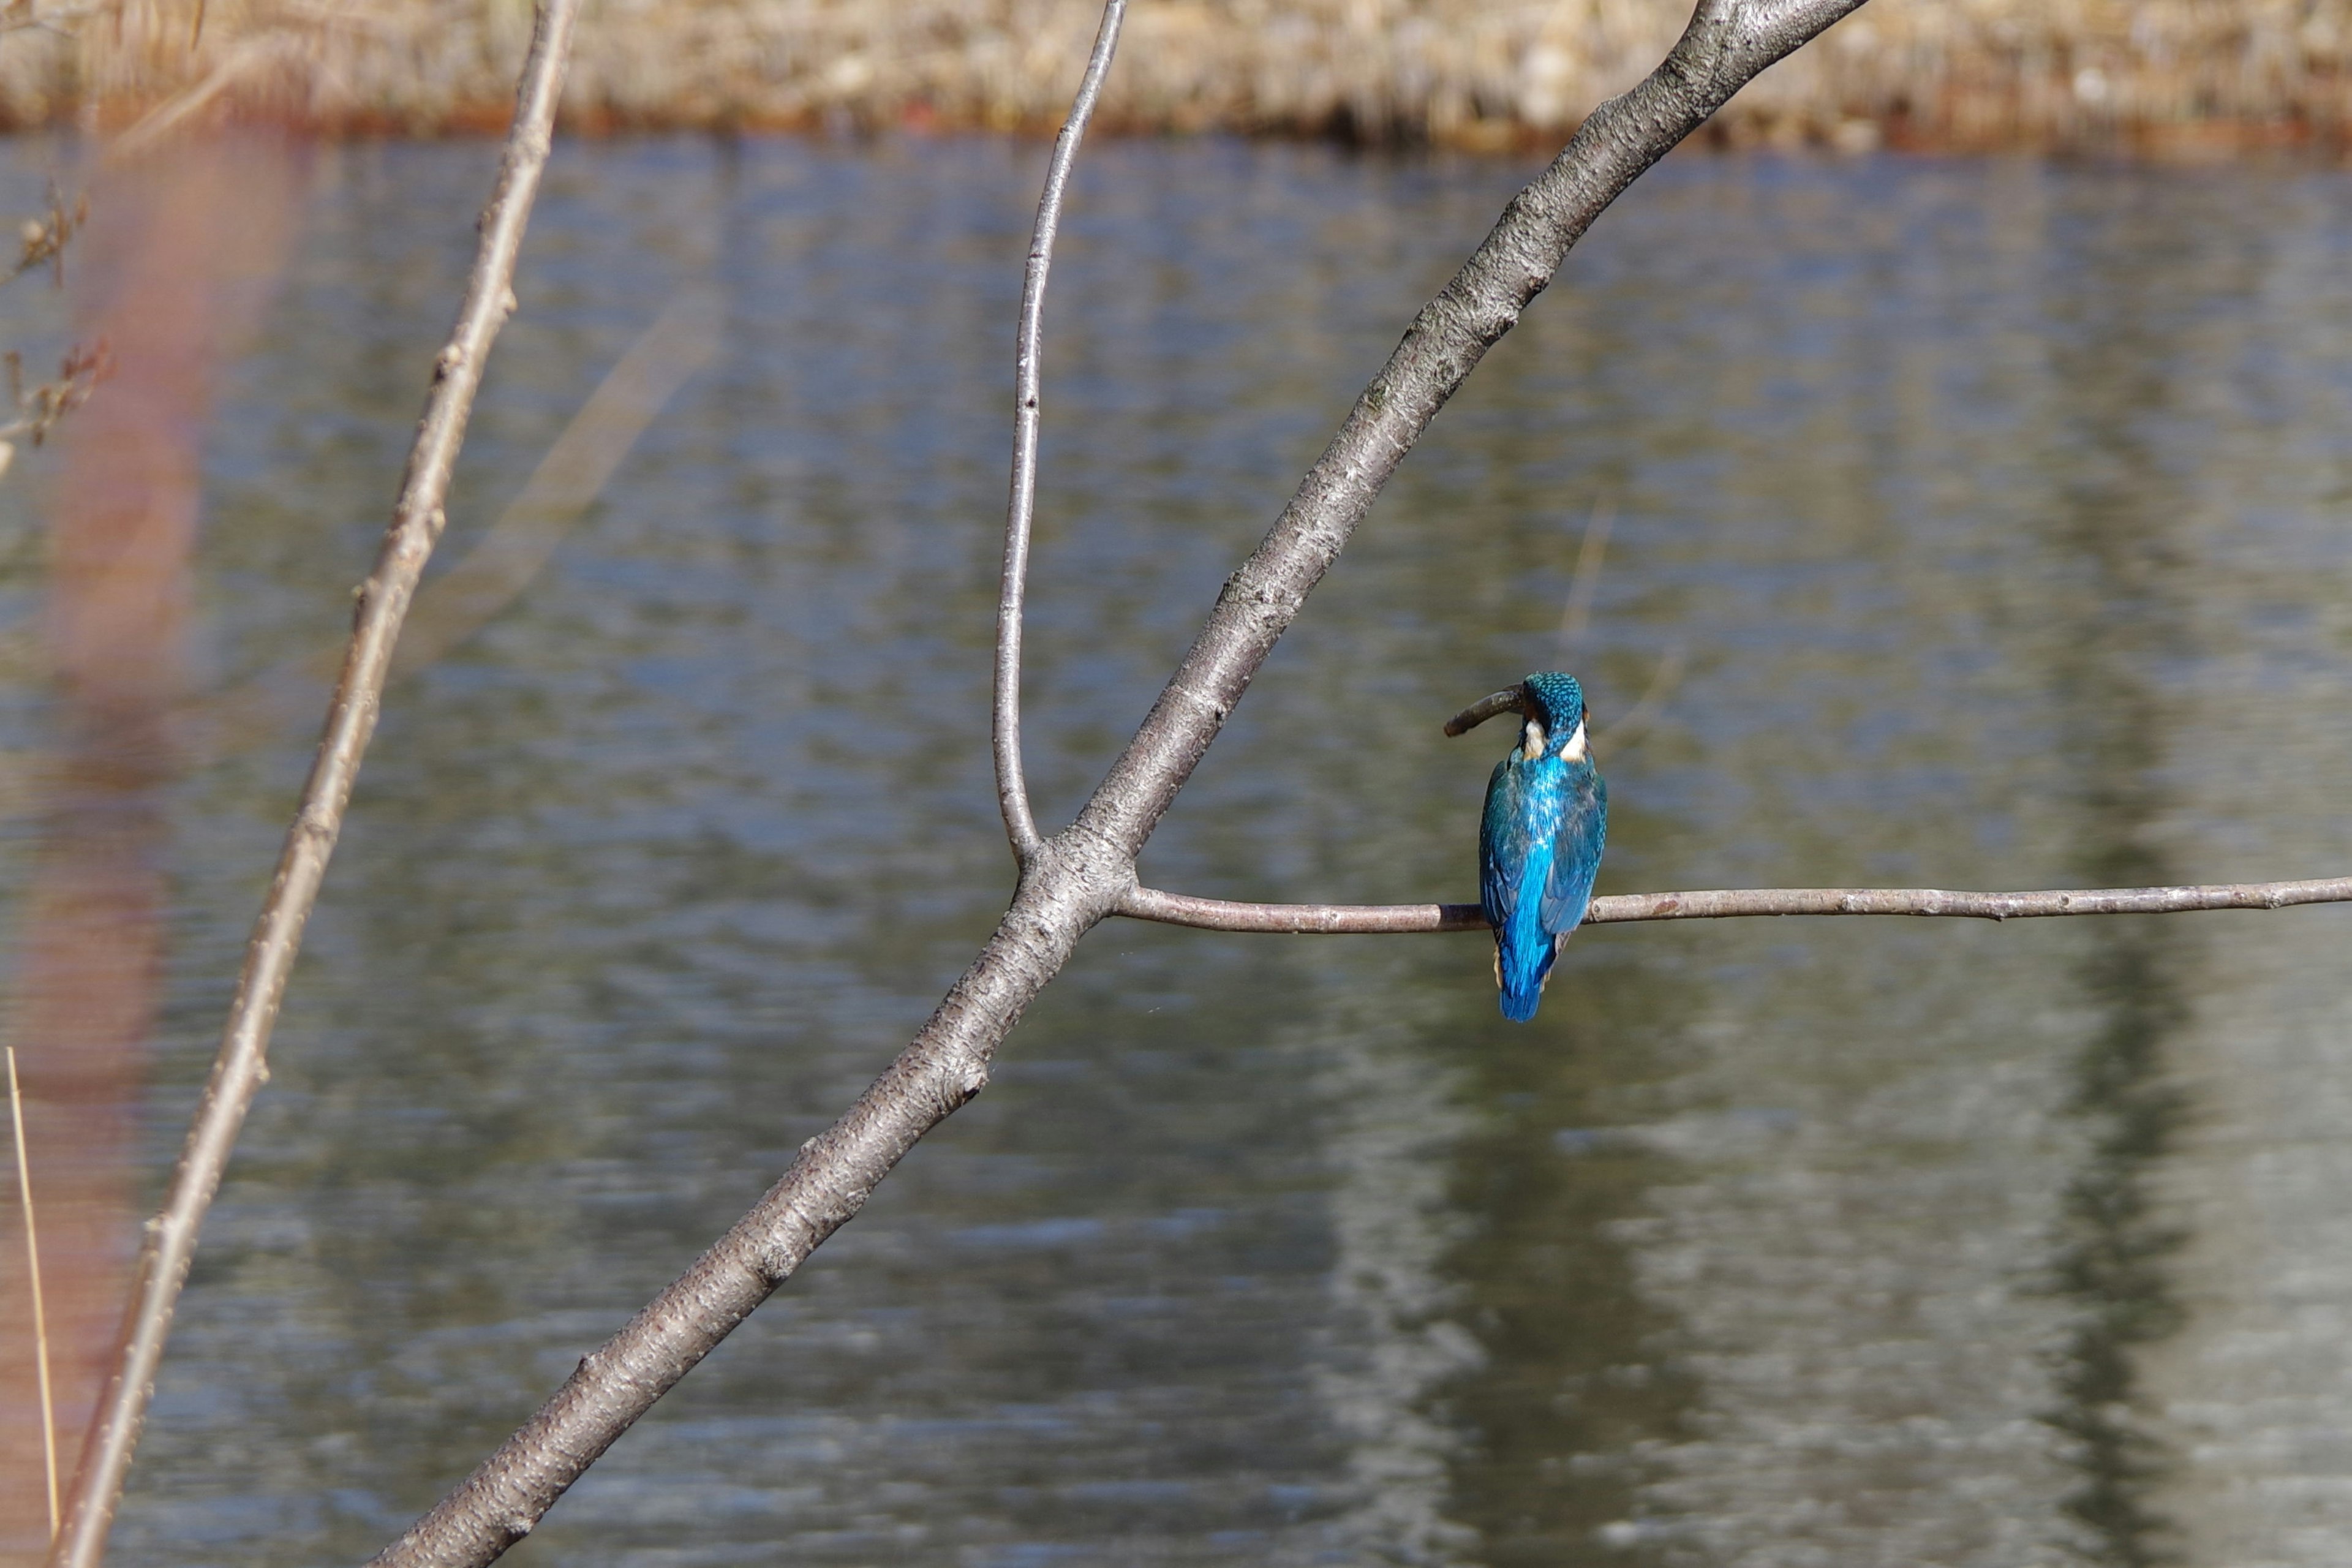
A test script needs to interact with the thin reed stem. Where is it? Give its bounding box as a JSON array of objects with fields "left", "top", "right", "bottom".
[
  {"left": 1556, "top": 499, "right": 1612, "bottom": 652},
  {"left": 48, "top": 2, "right": 582, "bottom": 1561},
  {"left": 1596, "top": 643, "right": 1684, "bottom": 750},
  {"left": 7, "top": 1046, "right": 57, "bottom": 1542},
  {"left": 994, "top": 0, "right": 1129, "bottom": 864}
]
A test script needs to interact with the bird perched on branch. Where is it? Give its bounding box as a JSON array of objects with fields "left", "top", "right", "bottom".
[{"left": 1446, "top": 672, "right": 1608, "bottom": 1022}]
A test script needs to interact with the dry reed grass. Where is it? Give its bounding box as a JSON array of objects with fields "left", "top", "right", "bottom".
[
  {"left": 5, "top": 1046, "right": 56, "bottom": 1545},
  {"left": 6, "top": 2, "right": 2352, "bottom": 143}
]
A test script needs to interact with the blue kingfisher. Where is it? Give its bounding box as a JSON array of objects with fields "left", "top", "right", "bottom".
[{"left": 1451, "top": 673, "right": 1608, "bottom": 1022}]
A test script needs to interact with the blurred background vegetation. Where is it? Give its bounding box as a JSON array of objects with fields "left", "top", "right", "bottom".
[
  {"left": 2, "top": 2, "right": 2351, "bottom": 1563},
  {"left": 0, "top": 0, "right": 2348, "bottom": 154}
]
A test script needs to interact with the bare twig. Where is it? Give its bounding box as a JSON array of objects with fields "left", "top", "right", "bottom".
[
  {"left": 365, "top": 4, "right": 1871, "bottom": 1563},
  {"left": 0, "top": 341, "right": 112, "bottom": 459},
  {"left": 1121, "top": 887, "right": 1488, "bottom": 932},
  {"left": 11, "top": 181, "right": 87, "bottom": 287},
  {"left": 1140, "top": 668, "right": 2349, "bottom": 930},
  {"left": 1117, "top": 875, "right": 2352, "bottom": 933},
  {"left": 993, "top": 0, "right": 1128, "bottom": 864},
  {"left": 48, "top": 2, "right": 581, "bottom": 1560},
  {"left": 7, "top": 1046, "right": 57, "bottom": 1542}
]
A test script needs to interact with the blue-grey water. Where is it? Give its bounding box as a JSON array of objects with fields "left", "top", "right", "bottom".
[{"left": 2, "top": 135, "right": 2351, "bottom": 1566}]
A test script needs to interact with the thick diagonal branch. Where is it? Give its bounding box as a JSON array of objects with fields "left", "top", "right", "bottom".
[
  {"left": 1117, "top": 876, "right": 2352, "bottom": 933},
  {"left": 365, "top": 3, "right": 1872, "bottom": 1562},
  {"left": 1067, "top": 0, "right": 1868, "bottom": 859},
  {"left": 993, "top": 0, "right": 1129, "bottom": 862},
  {"left": 48, "top": 4, "right": 582, "bottom": 1562}
]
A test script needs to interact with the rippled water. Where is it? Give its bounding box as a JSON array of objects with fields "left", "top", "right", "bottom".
[{"left": 1, "top": 134, "right": 2350, "bottom": 1566}]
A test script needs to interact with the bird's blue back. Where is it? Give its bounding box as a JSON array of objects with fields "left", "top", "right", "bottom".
[{"left": 1479, "top": 712, "right": 1607, "bottom": 1023}]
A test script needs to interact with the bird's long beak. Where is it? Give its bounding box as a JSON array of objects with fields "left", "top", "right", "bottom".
[{"left": 1442, "top": 684, "right": 1528, "bottom": 737}]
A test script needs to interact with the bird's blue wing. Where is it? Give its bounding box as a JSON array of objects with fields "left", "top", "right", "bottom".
[
  {"left": 1485, "top": 756, "right": 1573, "bottom": 1020},
  {"left": 1477, "top": 761, "right": 1514, "bottom": 930},
  {"left": 1539, "top": 767, "right": 1608, "bottom": 937},
  {"left": 1479, "top": 758, "right": 1523, "bottom": 930}
]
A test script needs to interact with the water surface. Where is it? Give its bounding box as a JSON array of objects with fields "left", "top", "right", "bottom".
[{"left": 2, "top": 136, "right": 2350, "bottom": 1566}]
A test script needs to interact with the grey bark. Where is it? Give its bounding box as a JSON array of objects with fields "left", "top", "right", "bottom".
[
  {"left": 1118, "top": 687, "right": 2352, "bottom": 930},
  {"left": 1117, "top": 876, "right": 2352, "bottom": 933},
  {"left": 365, "top": 2, "right": 1874, "bottom": 1562},
  {"left": 49, "top": 4, "right": 583, "bottom": 1562},
  {"left": 994, "top": 0, "right": 1128, "bottom": 861}
]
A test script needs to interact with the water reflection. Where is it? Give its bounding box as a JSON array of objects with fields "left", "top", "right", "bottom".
[
  {"left": 1440, "top": 951, "right": 1694, "bottom": 1567},
  {"left": 2025, "top": 185, "right": 2207, "bottom": 1566},
  {"left": 0, "top": 140, "right": 301, "bottom": 1559},
  {"left": 0, "top": 138, "right": 2337, "bottom": 1566}
]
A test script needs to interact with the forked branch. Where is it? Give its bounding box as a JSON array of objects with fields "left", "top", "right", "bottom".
[
  {"left": 50, "top": 2, "right": 582, "bottom": 1561},
  {"left": 1120, "top": 690, "right": 2352, "bottom": 931},
  {"left": 366, "top": 2, "right": 1874, "bottom": 1562}
]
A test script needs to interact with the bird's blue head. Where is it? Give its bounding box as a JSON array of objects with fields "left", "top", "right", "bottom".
[{"left": 1518, "top": 671, "right": 1588, "bottom": 763}]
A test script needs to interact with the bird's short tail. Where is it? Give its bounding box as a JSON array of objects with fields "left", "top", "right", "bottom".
[
  {"left": 1493, "top": 930, "right": 1558, "bottom": 1023},
  {"left": 1498, "top": 981, "right": 1544, "bottom": 1023}
]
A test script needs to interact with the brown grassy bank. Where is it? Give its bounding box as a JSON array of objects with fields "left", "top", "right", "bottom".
[{"left": 6, "top": 0, "right": 2352, "bottom": 154}]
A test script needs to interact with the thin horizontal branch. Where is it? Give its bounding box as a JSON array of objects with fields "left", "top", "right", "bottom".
[
  {"left": 367, "top": 4, "right": 1875, "bottom": 1562},
  {"left": 1118, "top": 876, "right": 2352, "bottom": 933},
  {"left": 1591, "top": 878, "right": 2352, "bottom": 921},
  {"left": 50, "top": 3, "right": 582, "bottom": 1564},
  {"left": 1121, "top": 886, "right": 1486, "bottom": 932}
]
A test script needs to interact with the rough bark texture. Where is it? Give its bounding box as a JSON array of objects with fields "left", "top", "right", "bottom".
[
  {"left": 366, "top": 853, "right": 1126, "bottom": 1566},
  {"left": 1069, "top": 0, "right": 1870, "bottom": 861},
  {"left": 364, "top": 4, "right": 1874, "bottom": 1562},
  {"left": 47, "top": 2, "right": 583, "bottom": 1562}
]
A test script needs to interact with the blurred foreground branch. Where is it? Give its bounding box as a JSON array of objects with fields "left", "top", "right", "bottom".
[
  {"left": 49, "top": 1, "right": 582, "bottom": 1561},
  {"left": 366, "top": 1, "right": 1872, "bottom": 1562},
  {"left": 12, "top": 181, "right": 85, "bottom": 285},
  {"left": 0, "top": 342, "right": 110, "bottom": 459}
]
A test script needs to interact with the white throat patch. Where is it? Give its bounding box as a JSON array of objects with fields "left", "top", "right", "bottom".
[
  {"left": 1521, "top": 718, "right": 1547, "bottom": 761},
  {"left": 1558, "top": 718, "right": 1588, "bottom": 763}
]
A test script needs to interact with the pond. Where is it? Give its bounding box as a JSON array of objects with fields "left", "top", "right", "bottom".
[{"left": 1, "top": 132, "right": 2350, "bottom": 1566}]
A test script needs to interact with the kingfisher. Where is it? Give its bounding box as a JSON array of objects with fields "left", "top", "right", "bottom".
[{"left": 1446, "top": 673, "right": 1608, "bottom": 1022}]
